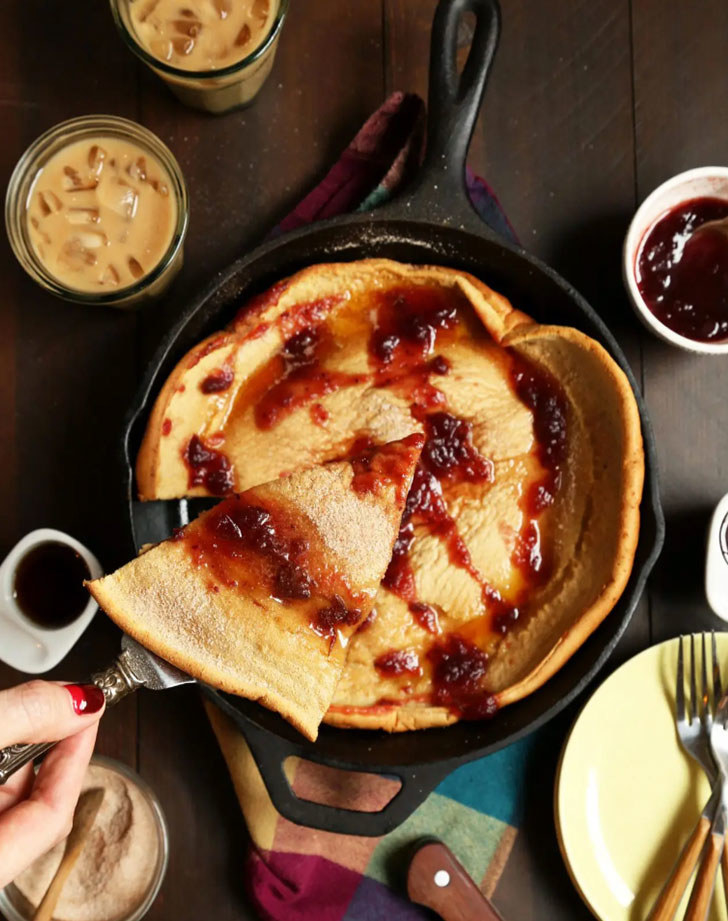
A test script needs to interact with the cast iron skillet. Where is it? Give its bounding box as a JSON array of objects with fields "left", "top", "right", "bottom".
[{"left": 123, "top": 0, "right": 664, "bottom": 836}]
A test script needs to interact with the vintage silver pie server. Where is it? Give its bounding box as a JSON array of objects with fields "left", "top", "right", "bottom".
[{"left": 0, "top": 634, "right": 194, "bottom": 783}]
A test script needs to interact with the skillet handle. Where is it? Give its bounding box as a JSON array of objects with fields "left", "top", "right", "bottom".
[
  {"left": 239, "top": 716, "right": 450, "bottom": 837},
  {"left": 378, "top": 0, "right": 501, "bottom": 235}
]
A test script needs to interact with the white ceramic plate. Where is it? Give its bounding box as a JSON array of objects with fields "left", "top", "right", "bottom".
[{"left": 556, "top": 636, "right": 728, "bottom": 921}]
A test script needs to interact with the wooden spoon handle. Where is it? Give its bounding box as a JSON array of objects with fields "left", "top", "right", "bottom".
[
  {"left": 646, "top": 814, "right": 711, "bottom": 921},
  {"left": 407, "top": 839, "right": 504, "bottom": 921},
  {"left": 32, "top": 788, "right": 105, "bottom": 921},
  {"left": 683, "top": 830, "right": 724, "bottom": 921}
]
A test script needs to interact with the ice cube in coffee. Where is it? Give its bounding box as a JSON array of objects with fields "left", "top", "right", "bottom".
[{"left": 26, "top": 137, "right": 177, "bottom": 294}]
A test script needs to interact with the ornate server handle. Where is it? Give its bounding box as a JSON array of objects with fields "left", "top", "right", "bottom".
[{"left": 0, "top": 653, "right": 144, "bottom": 784}]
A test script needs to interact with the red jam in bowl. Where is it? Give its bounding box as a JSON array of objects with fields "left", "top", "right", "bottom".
[{"left": 636, "top": 196, "right": 728, "bottom": 343}]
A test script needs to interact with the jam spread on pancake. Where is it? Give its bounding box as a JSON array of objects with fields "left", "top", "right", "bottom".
[
  {"left": 383, "top": 465, "right": 487, "bottom": 604},
  {"left": 310, "top": 402, "right": 329, "bottom": 426},
  {"left": 200, "top": 365, "right": 234, "bottom": 393},
  {"left": 511, "top": 354, "right": 567, "bottom": 515},
  {"left": 421, "top": 411, "right": 493, "bottom": 482},
  {"left": 183, "top": 434, "right": 234, "bottom": 496},
  {"left": 311, "top": 595, "right": 361, "bottom": 643},
  {"left": 375, "top": 649, "right": 422, "bottom": 677},
  {"left": 370, "top": 287, "right": 458, "bottom": 366},
  {"left": 409, "top": 601, "right": 441, "bottom": 634},
  {"left": 255, "top": 324, "right": 364, "bottom": 429},
  {"left": 427, "top": 635, "right": 498, "bottom": 719},
  {"left": 429, "top": 355, "right": 451, "bottom": 375},
  {"left": 187, "top": 498, "right": 314, "bottom": 600},
  {"left": 180, "top": 493, "right": 367, "bottom": 649},
  {"left": 350, "top": 433, "right": 425, "bottom": 505}
]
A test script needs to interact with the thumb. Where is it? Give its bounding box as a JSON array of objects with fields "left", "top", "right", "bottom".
[{"left": 0, "top": 681, "right": 105, "bottom": 748}]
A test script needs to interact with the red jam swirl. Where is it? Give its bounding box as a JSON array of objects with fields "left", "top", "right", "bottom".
[
  {"left": 310, "top": 403, "right": 329, "bottom": 426},
  {"left": 375, "top": 648, "right": 422, "bottom": 677},
  {"left": 370, "top": 287, "right": 458, "bottom": 368},
  {"left": 195, "top": 500, "right": 313, "bottom": 601},
  {"left": 636, "top": 196, "right": 728, "bottom": 342},
  {"left": 179, "top": 493, "right": 371, "bottom": 649},
  {"left": 421, "top": 411, "right": 493, "bottom": 482},
  {"left": 310, "top": 594, "right": 361, "bottom": 643},
  {"left": 512, "top": 520, "right": 544, "bottom": 580},
  {"left": 509, "top": 354, "right": 567, "bottom": 515},
  {"left": 367, "top": 286, "right": 498, "bottom": 628},
  {"left": 200, "top": 366, "right": 234, "bottom": 394},
  {"left": 349, "top": 433, "right": 424, "bottom": 505},
  {"left": 255, "top": 325, "right": 364, "bottom": 430},
  {"left": 369, "top": 287, "right": 460, "bottom": 415},
  {"left": 183, "top": 434, "right": 234, "bottom": 496},
  {"left": 409, "top": 601, "right": 441, "bottom": 634},
  {"left": 382, "top": 455, "right": 494, "bottom": 621},
  {"left": 427, "top": 635, "right": 498, "bottom": 719}
]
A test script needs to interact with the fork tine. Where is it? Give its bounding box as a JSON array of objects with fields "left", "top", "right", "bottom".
[
  {"left": 712, "top": 631, "right": 722, "bottom": 712},
  {"left": 677, "top": 635, "right": 685, "bottom": 722},
  {"left": 690, "top": 633, "right": 698, "bottom": 723},
  {"left": 701, "top": 632, "right": 710, "bottom": 721}
]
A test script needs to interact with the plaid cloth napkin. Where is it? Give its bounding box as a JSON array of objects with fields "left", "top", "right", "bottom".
[{"left": 205, "top": 90, "right": 532, "bottom": 921}]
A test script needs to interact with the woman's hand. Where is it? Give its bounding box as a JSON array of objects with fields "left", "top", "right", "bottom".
[{"left": 0, "top": 680, "right": 105, "bottom": 887}]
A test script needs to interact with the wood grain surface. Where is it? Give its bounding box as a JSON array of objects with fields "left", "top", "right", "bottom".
[{"left": 1, "top": 2, "right": 726, "bottom": 919}]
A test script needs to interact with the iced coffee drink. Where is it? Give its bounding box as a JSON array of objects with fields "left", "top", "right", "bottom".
[
  {"left": 131, "top": 0, "right": 276, "bottom": 71},
  {"left": 6, "top": 116, "right": 188, "bottom": 308},
  {"left": 26, "top": 138, "right": 176, "bottom": 293},
  {"left": 110, "top": 0, "right": 288, "bottom": 113}
]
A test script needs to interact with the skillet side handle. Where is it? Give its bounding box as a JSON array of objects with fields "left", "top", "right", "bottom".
[
  {"left": 240, "top": 718, "right": 449, "bottom": 837},
  {"left": 377, "top": 0, "right": 501, "bottom": 235}
]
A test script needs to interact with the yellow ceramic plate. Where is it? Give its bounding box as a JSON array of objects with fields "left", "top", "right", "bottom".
[{"left": 555, "top": 635, "right": 728, "bottom": 921}]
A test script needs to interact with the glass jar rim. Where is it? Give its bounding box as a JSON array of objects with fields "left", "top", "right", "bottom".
[
  {"left": 5, "top": 114, "right": 189, "bottom": 306},
  {"left": 109, "top": 0, "right": 290, "bottom": 82}
]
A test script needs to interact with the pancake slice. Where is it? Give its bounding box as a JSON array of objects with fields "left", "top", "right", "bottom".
[{"left": 87, "top": 434, "right": 423, "bottom": 740}]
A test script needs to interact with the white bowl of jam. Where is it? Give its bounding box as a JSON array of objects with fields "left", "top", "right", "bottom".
[
  {"left": 0, "top": 529, "right": 102, "bottom": 673},
  {"left": 623, "top": 166, "right": 728, "bottom": 354}
]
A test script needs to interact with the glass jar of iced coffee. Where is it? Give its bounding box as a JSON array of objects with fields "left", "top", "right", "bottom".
[
  {"left": 110, "top": 0, "right": 289, "bottom": 114},
  {"left": 5, "top": 116, "right": 188, "bottom": 309}
]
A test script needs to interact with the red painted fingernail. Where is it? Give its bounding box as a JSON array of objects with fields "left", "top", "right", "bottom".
[{"left": 65, "top": 684, "right": 105, "bottom": 715}]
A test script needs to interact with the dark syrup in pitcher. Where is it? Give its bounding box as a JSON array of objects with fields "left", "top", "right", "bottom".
[{"left": 14, "top": 541, "right": 91, "bottom": 629}]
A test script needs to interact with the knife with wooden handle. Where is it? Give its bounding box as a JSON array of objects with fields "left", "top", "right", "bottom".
[{"left": 407, "top": 838, "right": 505, "bottom": 921}]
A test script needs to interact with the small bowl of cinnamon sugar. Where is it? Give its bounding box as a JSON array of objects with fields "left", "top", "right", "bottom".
[{"left": 0, "top": 756, "right": 169, "bottom": 921}]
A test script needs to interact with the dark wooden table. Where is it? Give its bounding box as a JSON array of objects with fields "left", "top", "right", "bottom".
[{"left": 1, "top": 1, "right": 726, "bottom": 918}]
